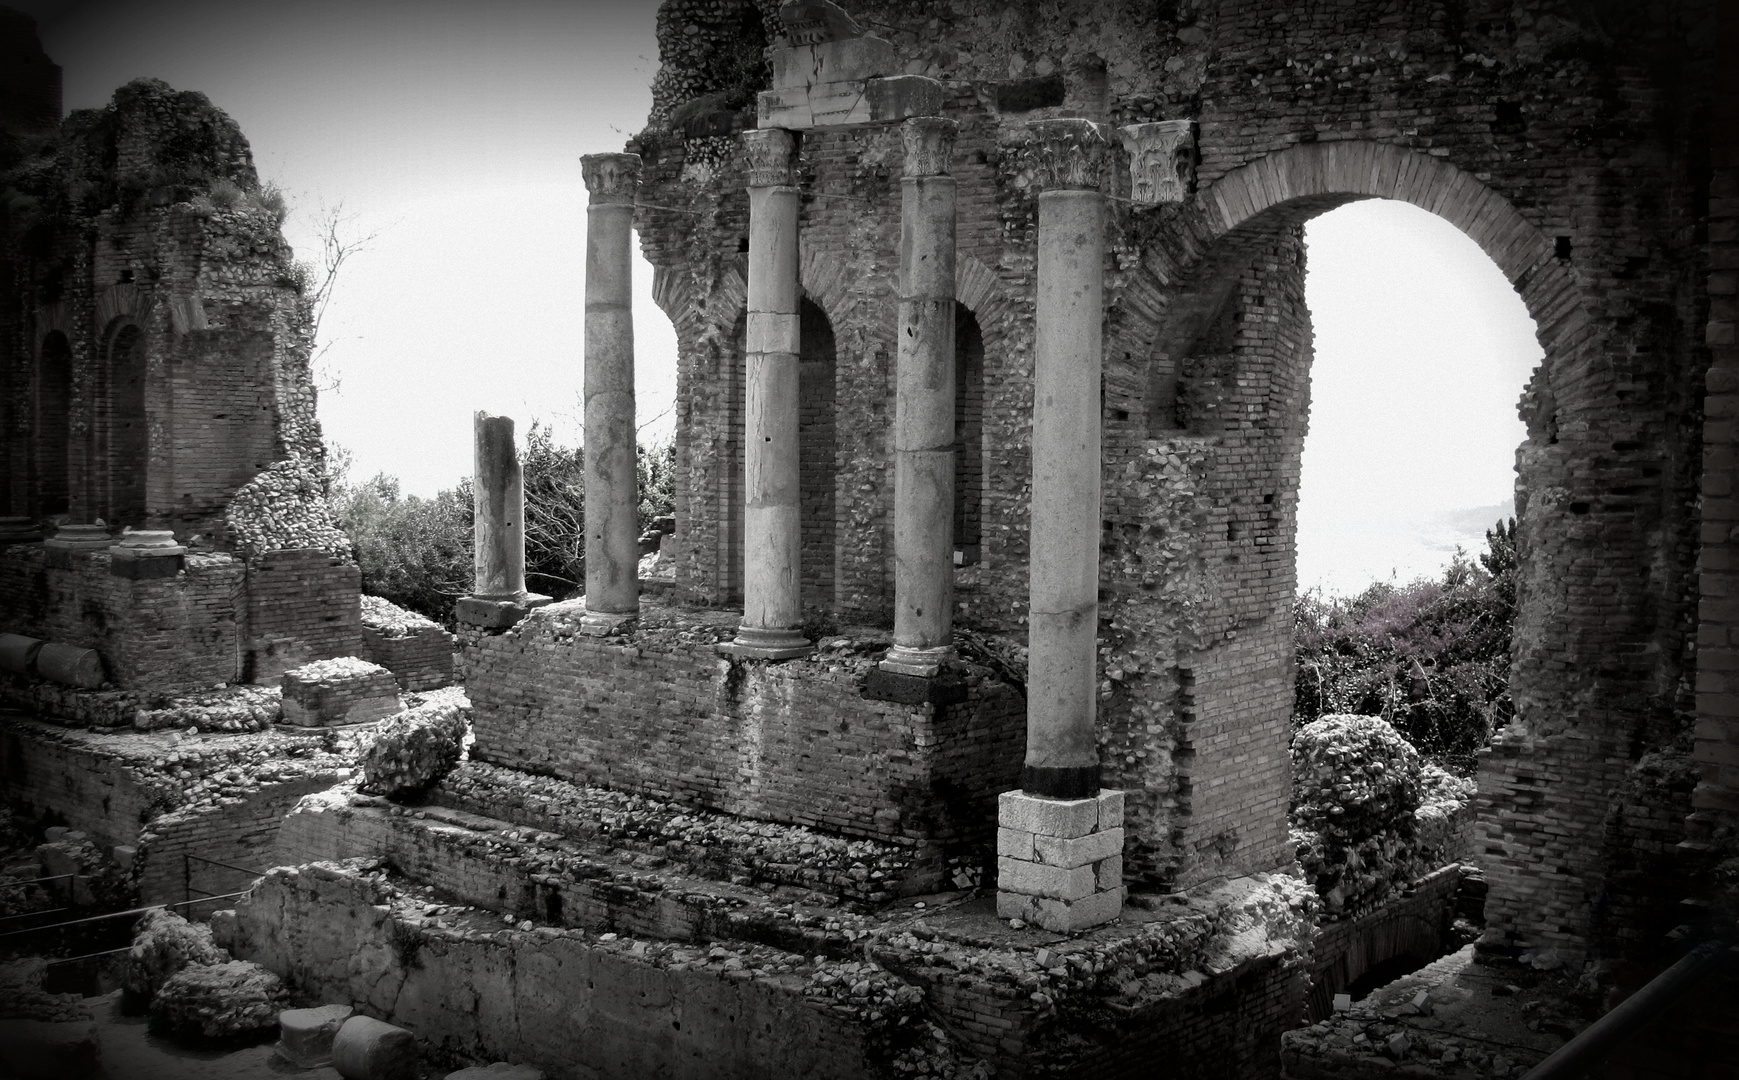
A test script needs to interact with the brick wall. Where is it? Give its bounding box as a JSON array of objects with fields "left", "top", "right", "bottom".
[
  {"left": 465, "top": 602, "right": 1022, "bottom": 870},
  {"left": 634, "top": 0, "right": 1717, "bottom": 952},
  {"left": 0, "top": 722, "right": 158, "bottom": 850},
  {"left": 243, "top": 548, "right": 362, "bottom": 683},
  {"left": 359, "top": 623, "right": 453, "bottom": 691},
  {"left": 135, "top": 773, "right": 338, "bottom": 905},
  {"left": 0, "top": 544, "right": 242, "bottom": 693}
]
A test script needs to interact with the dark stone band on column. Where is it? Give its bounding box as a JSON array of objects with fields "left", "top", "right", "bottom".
[{"left": 1022, "top": 764, "right": 1100, "bottom": 800}]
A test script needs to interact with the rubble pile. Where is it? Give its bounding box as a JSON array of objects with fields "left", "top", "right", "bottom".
[
  {"left": 433, "top": 760, "right": 916, "bottom": 901},
  {"left": 123, "top": 907, "right": 228, "bottom": 1000},
  {"left": 225, "top": 457, "right": 352, "bottom": 560},
  {"left": 149, "top": 958, "right": 288, "bottom": 1040},
  {"left": 360, "top": 595, "right": 436, "bottom": 637},
  {"left": 1291, "top": 714, "right": 1425, "bottom": 916},
  {"left": 0, "top": 958, "right": 90, "bottom": 1022},
  {"left": 134, "top": 683, "right": 282, "bottom": 732},
  {"left": 360, "top": 687, "right": 471, "bottom": 798},
  {"left": 1416, "top": 762, "right": 1478, "bottom": 867}
]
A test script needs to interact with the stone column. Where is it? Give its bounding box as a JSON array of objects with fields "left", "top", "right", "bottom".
[
  {"left": 580, "top": 152, "right": 642, "bottom": 635},
  {"left": 882, "top": 117, "right": 959, "bottom": 678},
  {"left": 455, "top": 413, "right": 549, "bottom": 631},
  {"left": 997, "top": 118, "right": 1123, "bottom": 933},
  {"left": 724, "top": 127, "right": 812, "bottom": 660}
]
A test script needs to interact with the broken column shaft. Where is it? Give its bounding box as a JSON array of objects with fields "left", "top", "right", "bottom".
[
  {"left": 997, "top": 118, "right": 1123, "bottom": 934},
  {"left": 883, "top": 117, "right": 959, "bottom": 677},
  {"left": 726, "top": 127, "right": 812, "bottom": 660},
  {"left": 580, "top": 152, "right": 642, "bottom": 634},
  {"left": 472, "top": 412, "right": 526, "bottom": 599},
  {"left": 455, "top": 412, "right": 548, "bottom": 632}
]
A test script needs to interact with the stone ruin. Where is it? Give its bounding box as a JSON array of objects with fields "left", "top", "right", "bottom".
[{"left": 2, "top": 0, "right": 1737, "bottom": 1078}]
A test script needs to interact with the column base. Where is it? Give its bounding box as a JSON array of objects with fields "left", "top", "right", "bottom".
[
  {"left": 578, "top": 607, "right": 637, "bottom": 637},
  {"left": 0, "top": 517, "right": 42, "bottom": 544},
  {"left": 879, "top": 644, "right": 954, "bottom": 678},
  {"left": 455, "top": 592, "right": 552, "bottom": 630},
  {"left": 43, "top": 524, "right": 115, "bottom": 552},
  {"left": 717, "top": 624, "right": 814, "bottom": 661},
  {"left": 996, "top": 788, "right": 1125, "bottom": 933}
]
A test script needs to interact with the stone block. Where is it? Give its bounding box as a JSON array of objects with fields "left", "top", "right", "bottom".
[
  {"left": 1095, "top": 854, "right": 1123, "bottom": 892},
  {"left": 149, "top": 960, "right": 286, "bottom": 1040},
  {"left": 997, "top": 856, "right": 1097, "bottom": 901},
  {"left": 863, "top": 665, "right": 967, "bottom": 705},
  {"left": 999, "top": 790, "right": 1100, "bottom": 839},
  {"left": 997, "top": 826, "right": 1035, "bottom": 862},
  {"left": 758, "top": 75, "right": 942, "bottom": 131},
  {"left": 0, "top": 634, "right": 43, "bottom": 676},
  {"left": 332, "top": 1015, "right": 419, "bottom": 1080},
  {"left": 865, "top": 76, "right": 944, "bottom": 124},
  {"left": 277, "top": 1004, "right": 354, "bottom": 1068},
  {"left": 769, "top": 37, "right": 896, "bottom": 90},
  {"left": 996, "top": 886, "right": 1126, "bottom": 933},
  {"left": 1032, "top": 827, "right": 1124, "bottom": 869},
  {"left": 455, "top": 593, "right": 550, "bottom": 630},
  {"left": 445, "top": 1065, "right": 548, "bottom": 1080},
  {"left": 281, "top": 657, "right": 401, "bottom": 728}
]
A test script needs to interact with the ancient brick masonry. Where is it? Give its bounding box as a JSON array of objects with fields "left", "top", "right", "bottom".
[{"left": 628, "top": 0, "right": 1721, "bottom": 964}]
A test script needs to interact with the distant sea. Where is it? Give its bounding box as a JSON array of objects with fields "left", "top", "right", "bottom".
[{"left": 1296, "top": 502, "right": 1515, "bottom": 599}]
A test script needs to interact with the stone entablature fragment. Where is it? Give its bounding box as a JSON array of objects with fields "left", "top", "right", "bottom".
[
  {"left": 757, "top": 0, "right": 942, "bottom": 131},
  {"left": 1120, "top": 119, "right": 1197, "bottom": 207}
]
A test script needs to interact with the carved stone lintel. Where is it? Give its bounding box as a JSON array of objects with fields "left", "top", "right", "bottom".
[
  {"left": 581, "top": 153, "right": 642, "bottom": 205},
  {"left": 1120, "top": 120, "right": 1197, "bottom": 207},
  {"left": 778, "top": 0, "right": 863, "bottom": 46},
  {"left": 1026, "top": 118, "right": 1111, "bottom": 193},
  {"left": 901, "top": 116, "right": 957, "bottom": 178},
  {"left": 743, "top": 127, "right": 797, "bottom": 187}
]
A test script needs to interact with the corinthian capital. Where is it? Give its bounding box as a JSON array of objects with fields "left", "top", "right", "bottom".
[
  {"left": 581, "top": 153, "right": 641, "bottom": 205},
  {"left": 901, "top": 116, "right": 957, "bottom": 178},
  {"left": 742, "top": 128, "right": 797, "bottom": 188},
  {"left": 1120, "top": 120, "right": 1197, "bottom": 207},
  {"left": 1026, "top": 118, "right": 1110, "bottom": 193}
]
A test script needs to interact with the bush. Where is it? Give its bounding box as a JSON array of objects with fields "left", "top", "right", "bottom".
[{"left": 1294, "top": 519, "right": 1516, "bottom": 775}]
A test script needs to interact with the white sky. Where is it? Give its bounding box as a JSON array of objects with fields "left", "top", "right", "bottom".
[{"left": 24, "top": 0, "right": 1539, "bottom": 597}]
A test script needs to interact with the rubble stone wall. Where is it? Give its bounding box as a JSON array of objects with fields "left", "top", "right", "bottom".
[
  {"left": 635, "top": 0, "right": 1716, "bottom": 954},
  {"left": 0, "top": 722, "right": 157, "bottom": 849},
  {"left": 135, "top": 773, "right": 339, "bottom": 905},
  {"left": 0, "top": 545, "right": 241, "bottom": 692},
  {"left": 242, "top": 548, "right": 362, "bottom": 684},
  {"left": 465, "top": 603, "right": 1023, "bottom": 863},
  {"left": 230, "top": 863, "right": 882, "bottom": 1080}
]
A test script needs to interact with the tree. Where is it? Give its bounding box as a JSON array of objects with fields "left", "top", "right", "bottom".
[
  {"left": 294, "top": 200, "right": 382, "bottom": 393},
  {"left": 1294, "top": 518, "right": 1518, "bottom": 775}
]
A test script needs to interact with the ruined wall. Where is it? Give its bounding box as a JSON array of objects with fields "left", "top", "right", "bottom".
[
  {"left": 466, "top": 601, "right": 1022, "bottom": 874},
  {"left": 0, "top": 544, "right": 242, "bottom": 691},
  {"left": 0, "top": 77, "right": 327, "bottom": 539},
  {"left": 633, "top": 0, "right": 1717, "bottom": 955},
  {"left": 242, "top": 548, "right": 362, "bottom": 684}
]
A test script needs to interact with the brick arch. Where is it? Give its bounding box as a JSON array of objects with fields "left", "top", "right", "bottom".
[{"left": 1143, "top": 141, "right": 1584, "bottom": 419}]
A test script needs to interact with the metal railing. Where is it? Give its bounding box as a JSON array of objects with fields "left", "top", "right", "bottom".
[
  {"left": 0, "top": 891, "right": 252, "bottom": 943},
  {"left": 1518, "top": 941, "right": 1739, "bottom": 1080},
  {"left": 181, "top": 853, "right": 264, "bottom": 909}
]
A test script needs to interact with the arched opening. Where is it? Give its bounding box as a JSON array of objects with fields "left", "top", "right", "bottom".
[
  {"left": 797, "top": 296, "right": 836, "bottom": 607},
  {"left": 104, "top": 322, "right": 148, "bottom": 526},
  {"left": 953, "top": 303, "right": 984, "bottom": 566},
  {"left": 35, "top": 331, "right": 72, "bottom": 518}
]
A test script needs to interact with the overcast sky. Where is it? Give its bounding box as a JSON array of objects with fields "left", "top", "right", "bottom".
[{"left": 21, "top": 0, "right": 1538, "bottom": 596}]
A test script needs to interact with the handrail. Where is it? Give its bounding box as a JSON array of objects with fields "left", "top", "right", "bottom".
[
  {"left": 1518, "top": 941, "right": 1738, "bottom": 1080},
  {"left": 0, "top": 891, "right": 251, "bottom": 941}
]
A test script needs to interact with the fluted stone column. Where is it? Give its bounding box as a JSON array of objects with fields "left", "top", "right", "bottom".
[
  {"left": 580, "top": 152, "right": 642, "bottom": 635},
  {"left": 882, "top": 117, "right": 959, "bottom": 678},
  {"left": 996, "top": 118, "right": 1123, "bottom": 934},
  {"left": 455, "top": 412, "right": 548, "bottom": 630},
  {"left": 724, "top": 127, "right": 812, "bottom": 660}
]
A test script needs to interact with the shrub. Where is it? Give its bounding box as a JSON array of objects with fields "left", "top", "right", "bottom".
[{"left": 1294, "top": 519, "right": 1517, "bottom": 775}]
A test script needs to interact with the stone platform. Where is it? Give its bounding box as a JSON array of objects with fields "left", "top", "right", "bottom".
[{"left": 224, "top": 850, "right": 1316, "bottom": 1080}]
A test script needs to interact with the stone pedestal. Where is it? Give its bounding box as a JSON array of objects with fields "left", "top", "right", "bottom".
[
  {"left": 580, "top": 152, "right": 642, "bottom": 636},
  {"left": 109, "top": 529, "right": 186, "bottom": 580},
  {"left": 460, "top": 413, "right": 547, "bottom": 632},
  {"left": 43, "top": 523, "right": 113, "bottom": 551},
  {"left": 995, "top": 119, "right": 1121, "bottom": 932},
  {"left": 996, "top": 789, "right": 1125, "bottom": 932},
  {"left": 723, "top": 127, "right": 813, "bottom": 661},
  {"left": 883, "top": 116, "right": 958, "bottom": 679}
]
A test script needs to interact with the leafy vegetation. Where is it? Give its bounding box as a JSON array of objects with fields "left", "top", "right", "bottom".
[
  {"left": 327, "top": 428, "right": 676, "bottom": 625},
  {"left": 1294, "top": 519, "right": 1517, "bottom": 776}
]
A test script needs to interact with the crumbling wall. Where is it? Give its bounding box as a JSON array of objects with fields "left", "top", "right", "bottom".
[{"left": 242, "top": 548, "right": 363, "bottom": 684}]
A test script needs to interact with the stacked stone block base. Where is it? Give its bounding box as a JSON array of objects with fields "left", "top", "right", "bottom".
[
  {"left": 997, "top": 788, "right": 1126, "bottom": 932},
  {"left": 280, "top": 658, "right": 401, "bottom": 728}
]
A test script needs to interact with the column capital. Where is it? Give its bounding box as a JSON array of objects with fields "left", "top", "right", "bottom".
[
  {"left": 1119, "top": 120, "right": 1197, "bottom": 207},
  {"left": 581, "top": 153, "right": 641, "bottom": 205},
  {"left": 901, "top": 116, "right": 957, "bottom": 178},
  {"left": 742, "top": 127, "right": 796, "bottom": 188},
  {"left": 1026, "top": 118, "right": 1111, "bottom": 193}
]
